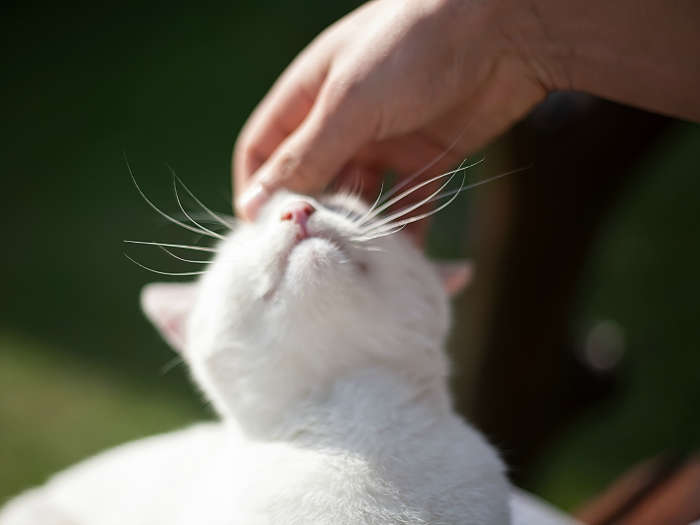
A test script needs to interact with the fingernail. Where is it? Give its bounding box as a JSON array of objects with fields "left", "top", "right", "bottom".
[{"left": 237, "top": 183, "right": 270, "bottom": 220}]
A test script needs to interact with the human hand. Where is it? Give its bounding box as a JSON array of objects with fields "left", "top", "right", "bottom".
[{"left": 233, "top": 0, "right": 554, "bottom": 238}]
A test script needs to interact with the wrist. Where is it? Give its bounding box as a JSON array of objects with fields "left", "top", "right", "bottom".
[
  {"left": 438, "top": 0, "right": 573, "bottom": 93},
  {"left": 502, "top": 0, "right": 700, "bottom": 121},
  {"left": 491, "top": 0, "right": 574, "bottom": 92}
]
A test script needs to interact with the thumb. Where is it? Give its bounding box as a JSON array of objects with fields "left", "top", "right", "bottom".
[{"left": 235, "top": 80, "right": 375, "bottom": 220}]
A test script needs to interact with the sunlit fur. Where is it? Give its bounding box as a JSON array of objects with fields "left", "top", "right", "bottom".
[
  {"left": 0, "top": 190, "right": 517, "bottom": 525},
  {"left": 187, "top": 191, "right": 462, "bottom": 437}
]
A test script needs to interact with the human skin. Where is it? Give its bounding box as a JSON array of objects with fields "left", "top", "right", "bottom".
[{"left": 233, "top": 0, "right": 700, "bottom": 233}]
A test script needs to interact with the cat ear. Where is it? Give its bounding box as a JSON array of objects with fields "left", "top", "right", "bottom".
[
  {"left": 140, "top": 282, "right": 198, "bottom": 353},
  {"left": 433, "top": 260, "right": 474, "bottom": 296}
]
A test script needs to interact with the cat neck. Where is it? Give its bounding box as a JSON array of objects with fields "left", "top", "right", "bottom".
[
  {"left": 286, "top": 367, "right": 453, "bottom": 445},
  {"left": 215, "top": 364, "right": 452, "bottom": 443}
]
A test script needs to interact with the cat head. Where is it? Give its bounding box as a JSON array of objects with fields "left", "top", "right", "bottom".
[{"left": 141, "top": 191, "right": 471, "bottom": 434}]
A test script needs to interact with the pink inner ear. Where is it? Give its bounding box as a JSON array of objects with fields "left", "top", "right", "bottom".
[
  {"left": 435, "top": 261, "right": 474, "bottom": 296},
  {"left": 164, "top": 312, "right": 187, "bottom": 349},
  {"left": 141, "top": 283, "right": 198, "bottom": 353}
]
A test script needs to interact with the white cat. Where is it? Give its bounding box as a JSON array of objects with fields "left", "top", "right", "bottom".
[{"left": 0, "top": 189, "right": 576, "bottom": 525}]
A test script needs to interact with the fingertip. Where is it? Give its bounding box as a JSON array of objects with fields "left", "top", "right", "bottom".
[{"left": 236, "top": 182, "right": 271, "bottom": 221}]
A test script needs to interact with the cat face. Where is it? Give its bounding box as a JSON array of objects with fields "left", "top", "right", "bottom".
[
  {"left": 204, "top": 191, "right": 446, "bottom": 346},
  {"left": 141, "top": 191, "right": 470, "bottom": 426}
]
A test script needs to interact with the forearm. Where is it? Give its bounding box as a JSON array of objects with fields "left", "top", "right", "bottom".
[{"left": 514, "top": 0, "right": 700, "bottom": 121}]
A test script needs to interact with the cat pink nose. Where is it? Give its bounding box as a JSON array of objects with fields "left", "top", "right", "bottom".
[{"left": 280, "top": 201, "right": 315, "bottom": 238}]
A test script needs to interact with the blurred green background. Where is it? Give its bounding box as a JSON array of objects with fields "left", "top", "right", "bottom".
[{"left": 1, "top": 3, "right": 699, "bottom": 513}]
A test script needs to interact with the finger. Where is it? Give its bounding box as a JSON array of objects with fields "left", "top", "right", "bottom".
[
  {"left": 233, "top": 37, "right": 337, "bottom": 207},
  {"left": 233, "top": 0, "right": 382, "bottom": 198},
  {"left": 236, "top": 74, "right": 378, "bottom": 220}
]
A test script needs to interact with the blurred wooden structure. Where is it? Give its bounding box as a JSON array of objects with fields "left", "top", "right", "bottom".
[
  {"left": 458, "top": 95, "right": 670, "bottom": 477},
  {"left": 452, "top": 96, "right": 700, "bottom": 522},
  {"left": 575, "top": 453, "right": 700, "bottom": 524}
]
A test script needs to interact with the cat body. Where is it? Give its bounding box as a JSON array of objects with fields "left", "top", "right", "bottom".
[
  {"left": 2, "top": 376, "right": 507, "bottom": 525},
  {"left": 0, "top": 190, "right": 571, "bottom": 524}
]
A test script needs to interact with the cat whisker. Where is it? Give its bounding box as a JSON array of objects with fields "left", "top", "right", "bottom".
[
  {"left": 351, "top": 225, "right": 407, "bottom": 243},
  {"left": 355, "top": 181, "right": 385, "bottom": 227},
  {"left": 346, "top": 172, "right": 365, "bottom": 202},
  {"left": 126, "top": 160, "right": 223, "bottom": 239},
  {"left": 361, "top": 167, "right": 461, "bottom": 234},
  {"left": 357, "top": 158, "right": 483, "bottom": 227},
  {"left": 124, "top": 253, "right": 207, "bottom": 276},
  {"left": 358, "top": 165, "right": 525, "bottom": 239},
  {"left": 172, "top": 178, "right": 225, "bottom": 240},
  {"left": 158, "top": 246, "right": 212, "bottom": 264},
  {"left": 171, "top": 211, "right": 234, "bottom": 230},
  {"left": 124, "top": 240, "right": 218, "bottom": 253},
  {"left": 167, "top": 166, "right": 235, "bottom": 231},
  {"left": 420, "top": 165, "right": 531, "bottom": 205},
  {"left": 377, "top": 131, "right": 470, "bottom": 204},
  {"left": 364, "top": 175, "right": 467, "bottom": 233},
  {"left": 354, "top": 244, "right": 387, "bottom": 253},
  {"left": 160, "top": 356, "right": 185, "bottom": 375}
]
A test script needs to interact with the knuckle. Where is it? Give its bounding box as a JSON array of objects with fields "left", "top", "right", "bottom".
[
  {"left": 271, "top": 146, "right": 322, "bottom": 193},
  {"left": 319, "top": 72, "right": 362, "bottom": 114},
  {"left": 272, "top": 148, "right": 305, "bottom": 183}
]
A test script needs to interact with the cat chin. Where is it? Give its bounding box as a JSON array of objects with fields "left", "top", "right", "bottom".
[
  {"left": 274, "top": 237, "right": 357, "bottom": 298},
  {"left": 284, "top": 237, "right": 348, "bottom": 279}
]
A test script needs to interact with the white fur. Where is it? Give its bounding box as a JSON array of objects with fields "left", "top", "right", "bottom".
[{"left": 0, "top": 191, "right": 573, "bottom": 524}]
